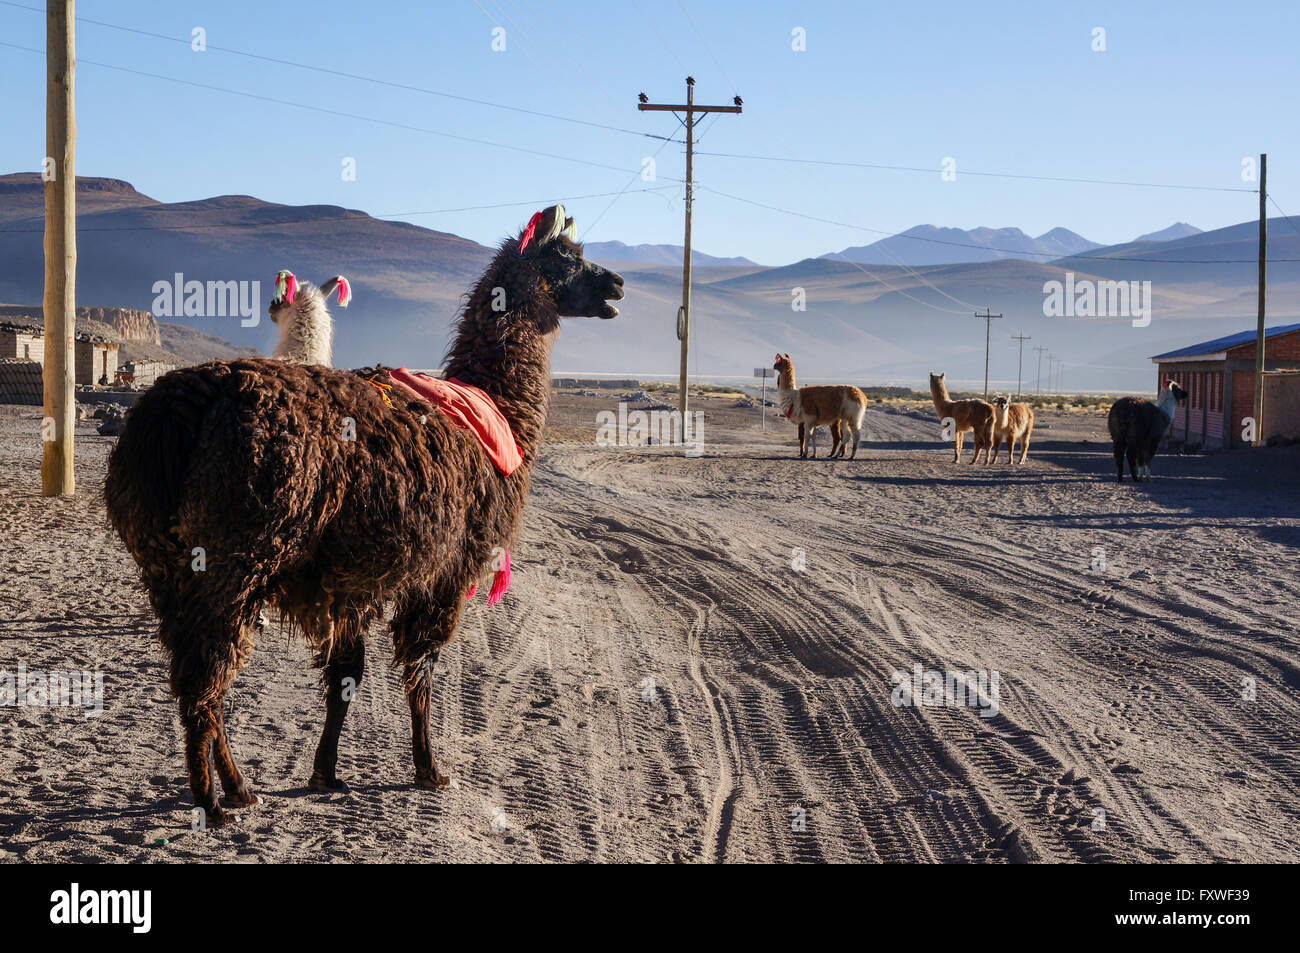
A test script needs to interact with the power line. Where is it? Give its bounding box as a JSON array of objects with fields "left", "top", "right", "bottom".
[
  {"left": 698, "top": 184, "right": 1300, "bottom": 264},
  {"left": 0, "top": 0, "right": 678, "bottom": 143},
  {"left": 0, "top": 41, "right": 672, "bottom": 177},
  {"left": 1268, "top": 196, "right": 1300, "bottom": 236},
  {"left": 692, "top": 148, "right": 1259, "bottom": 194}
]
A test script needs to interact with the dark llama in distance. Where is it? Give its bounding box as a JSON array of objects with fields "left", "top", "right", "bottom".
[
  {"left": 105, "top": 205, "right": 624, "bottom": 824},
  {"left": 1107, "top": 379, "right": 1188, "bottom": 482}
]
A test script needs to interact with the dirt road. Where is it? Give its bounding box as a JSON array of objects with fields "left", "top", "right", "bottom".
[{"left": 1, "top": 396, "right": 1297, "bottom": 862}]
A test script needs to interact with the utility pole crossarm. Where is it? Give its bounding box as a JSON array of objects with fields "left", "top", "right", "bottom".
[{"left": 637, "top": 104, "right": 742, "bottom": 113}]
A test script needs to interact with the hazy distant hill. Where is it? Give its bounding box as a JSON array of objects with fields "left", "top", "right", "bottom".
[
  {"left": 2, "top": 174, "right": 1297, "bottom": 392},
  {"left": 1134, "top": 222, "right": 1203, "bottom": 243},
  {"left": 825, "top": 225, "right": 1101, "bottom": 266},
  {"left": 583, "top": 240, "right": 758, "bottom": 268},
  {"left": 0, "top": 173, "right": 492, "bottom": 368}
]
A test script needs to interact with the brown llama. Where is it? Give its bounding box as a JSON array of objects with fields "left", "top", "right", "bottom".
[
  {"left": 104, "top": 205, "right": 624, "bottom": 824},
  {"left": 929, "top": 372, "right": 994, "bottom": 464},
  {"left": 773, "top": 353, "right": 867, "bottom": 459},
  {"left": 989, "top": 395, "right": 1035, "bottom": 464}
]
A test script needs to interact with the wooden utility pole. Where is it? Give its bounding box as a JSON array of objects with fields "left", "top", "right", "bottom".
[
  {"left": 1033, "top": 344, "right": 1048, "bottom": 395},
  {"left": 42, "top": 0, "right": 76, "bottom": 496},
  {"left": 639, "top": 79, "right": 741, "bottom": 418},
  {"left": 1011, "top": 332, "right": 1031, "bottom": 398},
  {"left": 1252, "top": 153, "right": 1267, "bottom": 446},
  {"left": 974, "top": 308, "right": 1002, "bottom": 397}
]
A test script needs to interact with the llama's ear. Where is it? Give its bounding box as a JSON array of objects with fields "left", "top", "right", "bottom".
[
  {"left": 273, "top": 270, "right": 297, "bottom": 305},
  {"left": 542, "top": 204, "right": 567, "bottom": 243},
  {"left": 319, "top": 275, "right": 351, "bottom": 308},
  {"left": 563, "top": 217, "right": 577, "bottom": 242}
]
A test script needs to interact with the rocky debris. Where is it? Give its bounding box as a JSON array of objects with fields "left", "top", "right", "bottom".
[{"left": 96, "top": 404, "right": 126, "bottom": 436}]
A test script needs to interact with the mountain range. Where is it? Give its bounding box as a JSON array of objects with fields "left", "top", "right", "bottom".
[{"left": 1, "top": 173, "right": 1294, "bottom": 392}]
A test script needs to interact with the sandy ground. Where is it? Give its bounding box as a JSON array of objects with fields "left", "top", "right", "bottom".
[{"left": 1, "top": 393, "right": 1297, "bottom": 863}]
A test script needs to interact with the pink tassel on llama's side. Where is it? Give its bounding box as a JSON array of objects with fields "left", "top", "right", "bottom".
[
  {"left": 486, "top": 549, "right": 511, "bottom": 606},
  {"left": 464, "top": 548, "right": 511, "bottom": 605}
]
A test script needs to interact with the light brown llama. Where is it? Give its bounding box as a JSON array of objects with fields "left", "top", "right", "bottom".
[
  {"left": 929, "top": 372, "right": 994, "bottom": 464},
  {"left": 990, "top": 395, "right": 1034, "bottom": 464},
  {"left": 773, "top": 353, "right": 867, "bottom": 459},
  {"left": 105, "top": 205, "right": 624, "bottom": 824}
]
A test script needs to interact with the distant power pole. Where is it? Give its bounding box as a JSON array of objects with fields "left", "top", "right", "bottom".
[
  {"left": 1033, "top": 345, "right": 1049, "bottom": 395},
  {"left": 1046, "top": 355, "right": 1057, "bottom": 394},
  {"left": 974, "top": 308, "right": 1002, "bottom": 397},
  {"left": 1252, "top": 153, "right": 1267, "bottom": 446},
  {"left": 639, "top": 78, "right": 742, "bottom": 419},
  {"left": 1011, "top": 332, "right": 1031, "bottom": 398},
  {"left": 42, "top": 0, "right": 76, "bottom": 496}
]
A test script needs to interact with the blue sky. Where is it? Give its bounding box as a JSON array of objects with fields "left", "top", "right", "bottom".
[{"left": 0, "top": 0, "right": 1295, "bottom": 265}]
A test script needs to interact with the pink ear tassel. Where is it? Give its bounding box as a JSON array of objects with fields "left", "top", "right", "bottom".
[
  {"left": 486, "top": 549, "right": 511, "bottom": 606},
  {"left": 284, "top": 272, "right": 297, "bottom": 304},
  {"left": 335, "top": 276, "right": 351, "bottom": 307},
  {"left": 518, "top": 211, "right": 542, "bottom": 253},
  {"left": 465, "top": 583, "right": 477, "bottom": 601}
]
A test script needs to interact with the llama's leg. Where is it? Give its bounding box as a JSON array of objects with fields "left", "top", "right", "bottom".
[
  {"left": 393, "top": 594, "right": 461, "bottom": 790},
  {"left": 1019, "top": 428, "right": 1031, "bottom": 464},
  {"left": 177, "top": 699, "right": 228, "bottom": 824},
  {"left": 798, "top": 422, "right": 807, "bottom": 458},
  {"left": 406, "top": 652, "right": 449, "bottom": 789},
  {"left": 310, "top": 636, "right": 366, "bottom": 791},
  {"left": 829, "top": 420, "right": 843, "bottom": 458},
  {"left": 953, "top": 430, "right": 964, "bottom": 462},
  {"left": 848, "top": 419, "right": 861, "bottom": 459},
  {"left": 1113, "top": 443, "right": 1125, "bottom": 481},
  {"left": 1127, "top": 445, "right": 1140, "bottom": 481},
  {"left": 212, "top": 703, "right": 258, "bottom": 806}
]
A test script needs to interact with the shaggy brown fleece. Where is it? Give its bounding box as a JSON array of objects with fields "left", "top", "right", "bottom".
[
  {"left": 929, "top": 372, "right": 994, "bottom": 464},
  {"left": 104, "top": 205, "right": 624, "bottom": 823}
]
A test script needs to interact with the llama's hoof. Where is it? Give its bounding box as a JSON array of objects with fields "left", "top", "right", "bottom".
[
  {"left": 415, "top": 770, "right": 450, "bottom": 790},
  {"left": 222, "top": 786, "right": 260, "bottom": 807},
  {"left": 200, "top": 803, "right": 235, "bottom": 826},
  {"left": 309, "top": 773, "right": 351, "bottom": 793}
]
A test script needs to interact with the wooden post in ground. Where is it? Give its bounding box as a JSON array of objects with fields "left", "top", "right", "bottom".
[
  {"left": 41, "top": 0, "right": 76, "bottom": 496},
  {"left": 1252, "top": 153, "right": 1267, "bottom": 447}
]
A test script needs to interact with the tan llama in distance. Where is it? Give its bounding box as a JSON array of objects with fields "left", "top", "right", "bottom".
[
  {"left": 928, "top": 372, "right": 995, "bottom": 464},
  {"left": 773, "top": 353, "right": 867, "bottom": 459},
  {"left": 990, "top": 395, "right": 1034, "bottom": 464}
]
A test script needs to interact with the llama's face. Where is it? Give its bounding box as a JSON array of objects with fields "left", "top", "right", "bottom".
[
  {"left": 773, "top": 353, "right": 791, "bottom": 372},
  {"left": 930, "top": 372, "right": 945, "bottom": 387},
  {"left": 1168, "top": 381, "right": 1188, "bottom": 402},
  {"left": 537, "top": 236, "right": 626, "bottom": 320}
]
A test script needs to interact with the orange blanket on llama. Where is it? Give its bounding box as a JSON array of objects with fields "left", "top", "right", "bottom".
[{"left": 388, "top": 367, "right": 523, "bottom": 477}]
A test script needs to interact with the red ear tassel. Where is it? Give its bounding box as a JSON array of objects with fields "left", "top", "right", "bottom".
[{"left": 518, "top": 211, "right": 543, "bottom": 253}]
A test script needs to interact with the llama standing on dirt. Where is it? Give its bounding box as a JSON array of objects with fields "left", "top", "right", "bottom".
[
  {"left": 929, "top": 372, "right": 994, "bottom": 464},
  {"left": 773, "top": 353, "right": 867, "bottom": 459},
  {"left": 105, "top": 205, "right": 624, "bottom": 824},
  {"left": 269, "top": 271, "right": 351, "bottom": 367},
  {"left": 1107, "top": 379, "right": 1188, "bottom": 482},
  {"left": 990, "top": 395, "right": 1034, "bottom": 464}
]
